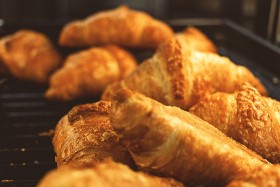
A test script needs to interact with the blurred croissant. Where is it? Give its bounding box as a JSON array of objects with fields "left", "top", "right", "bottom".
[
  {"left": 175, "top": 26, "right": 217, "bottom": 53},
  {"left": 0, "top": 30, "right": 62, "bottom": 83},
  {"left": 53, "top": 101, "right": 135, "bottom": 168},
  {"left": 226, "top": 164, "right": 280, "bottom": 187},
  {"left": 38, "top": 160, "right": 185, "bottom": 187},
  {"left": 102, "top": 38, "right": 267, "bottom": 110},
  {"left": 110, "top": 88, "right": 269, "bottom": 186},
  {"left": 59, "top": 6, "right": 174, "bottom": 48},
  {"left": 45, "top": 45, "right": 137, "bottom": 101},
  {"left": 189, "top": 82, "right": 280, "bottom": 163}
]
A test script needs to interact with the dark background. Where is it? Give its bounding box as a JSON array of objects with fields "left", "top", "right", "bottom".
[{"left": 0, "top": 0, "right": 279, "bottom": 46}]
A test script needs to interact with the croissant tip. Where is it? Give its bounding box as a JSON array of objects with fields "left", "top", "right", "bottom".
[
  {"left": 117, "top": 5, "right": 130, "bottom": 10},
  {"left": 237, "top": 82, "right": 268, "bottom": 96},
  {"left": 44, "top": 89, "right": 52, "bottom": 99},
  {"left": 113, "top": 88, "right": 134, "bottom": 103},
  {"left": 68, "top": 101, "right": 111, "bottom": 123},
  {"left": 59, "top": 21, "right": 84, "bottom": 47}
]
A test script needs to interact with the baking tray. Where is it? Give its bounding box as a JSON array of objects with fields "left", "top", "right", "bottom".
[{"left": 0, "top": 18, "right": 279, "bottom": 186}]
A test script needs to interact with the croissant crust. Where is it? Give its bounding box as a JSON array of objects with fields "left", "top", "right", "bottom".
[{"left": 53, "top": 101, "right": 135, "bottom": 168}]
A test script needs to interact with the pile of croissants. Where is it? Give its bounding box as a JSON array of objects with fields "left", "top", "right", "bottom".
[{"left": 0, "top": 6, "right": 279, "bottom": 187}]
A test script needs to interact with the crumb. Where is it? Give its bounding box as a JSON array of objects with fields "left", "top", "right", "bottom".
[
  {"left": 1, "top": 180, "right": 14, "bottom": 182},
  {"left": 38, "top": 129, "right": 55, "bottom": 136}
]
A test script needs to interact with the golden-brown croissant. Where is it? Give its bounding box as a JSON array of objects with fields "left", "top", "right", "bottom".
[
  {"left": 38, "top": 160, "right": 185, "bottom": 187},
  {"left": 189, "top": 82, "right": 280, "bottom": 163},
  {"left": 45, "top": 45, "right": 137, "bottom": 101},
  {"left": 0, "top": 30, "right": 62, "bottom": 83},
  {"left": 175, "top": 26, "right": 217, "bottom": 53},
  {"left": 110, "top": 88, "right": 269, "bottom": 187},
  {"left": 102, "top": 38, "right": 267, "bottom": 110},
  {"left": 59, "top": 6, "right": 174, "bottom": 48},
  {"left": 53, "top": 101, "right": 135, "bottom": 168},
  {"left": 226, "top": 165, "right": 280, "bottom": 187}
]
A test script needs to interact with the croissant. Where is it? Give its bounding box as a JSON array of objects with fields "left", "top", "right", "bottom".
[
  {"left": 59, "top": 6, "right": 174, "bottom": 48},
  {"left": 38, "top": 160, "right": 185, "bottom": 187},
  {"left": 226, "top": 165, "right": 280, "bottom": 187},
  {"left": 0, "top": 30, "right": 62, "bottom": 83},
  {"left": 175, "top": 26, "right": 217, "bottom": 53},
  {"left": 45, "top": 45, "right": 137, "bottom": 101},
  {"left": 102, "top": 38, "right": 267, "bottom": 110},
  {"left": 110, "top": 88, "right": 269, "bottom": 186},
  {"left": 189, "top": 82, "right": 280, "bottom": 163},
  {"left": 53, "top": 101, "right": 135, "bottom": 168}
]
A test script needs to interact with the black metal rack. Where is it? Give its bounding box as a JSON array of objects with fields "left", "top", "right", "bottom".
[
  {"left": 0, "top": 80, "right": 68, "bottom": 186},
  {"left": 0, "top": 77, "right": 94, "bottom": 186}
]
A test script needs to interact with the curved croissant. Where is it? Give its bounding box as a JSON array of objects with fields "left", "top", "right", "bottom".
[
  {"left": 45, "top": 45, "right": 137, "bottom": 101},
  {"left": 59, "top": 6, "right": 174, "bottom": 48},
  {"left": 189, "top": 82, "right": 280, "bottom": 163},
  {"left": 175, "top": 26, "right": 217, "bottom": 53},
  {"left": 102, "top": 39, "right": 267, "bottom": 110},
  {"left": 38, "top": 160, "right": 185, "bottom": 187},
  {"left": 110, "top": 89, "right": 269, "bottom": 186},
  {"left": 0, "top": 30, "right": 62, "bottom": 83},
  {"left": 226, "top": 164, "right": 280, "bottom": 187},
  {"left": 53, "top": 101, "right": 135, "bottom": 168}
]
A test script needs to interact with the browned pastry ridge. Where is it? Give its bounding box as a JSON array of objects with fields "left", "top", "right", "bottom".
[
  {"left": 53, "top": 101, "right": 135, "bottom": 168},
  {"left": 45, "top": 45, "right": 137, "bottom": 101},
  {"left": 226, "top": 164, "right": 280, "bottom": 187},
  {"left": 38, "top": 160, "right": 185, "bottom": 187},
  {"left": 110, "top": 89, "right": 269, "bottom": 187},
  {"left": 175, "top": 26, "right": 217, "bottom": 53},
  {"left": 59, "top": 6, "right": 174, "bottom": 48},
  {"left": 0, "top": 30, "right": 62, "bottom": 83},
  {"left": 189, "top": 82, "right": 280, "bottom": 163},
  {"left": 102, "top": 38, "right": 267, "bottom": 110}
]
